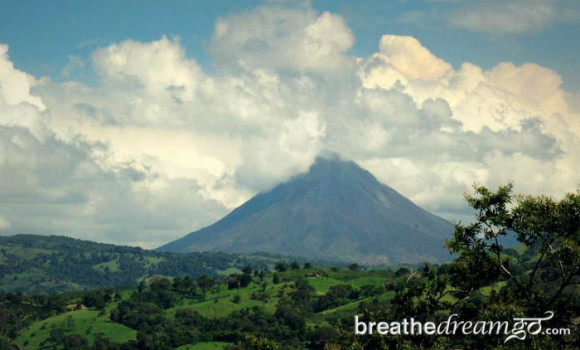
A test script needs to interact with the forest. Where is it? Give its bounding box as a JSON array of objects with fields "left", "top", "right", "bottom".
[
  {"left": 0, "top": 185, "right": 578, "bottom": 349},
  {"left": 0, "top": 235, "right": 299, "bottom": 295}
]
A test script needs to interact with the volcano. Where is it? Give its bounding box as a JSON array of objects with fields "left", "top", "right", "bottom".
[{"left": 158, "top": 156, "right": 454, "bottom": 264}]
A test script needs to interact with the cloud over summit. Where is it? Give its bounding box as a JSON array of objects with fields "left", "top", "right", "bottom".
[{"left": 0, "top": 4, "right": 578, "bottom": 247}]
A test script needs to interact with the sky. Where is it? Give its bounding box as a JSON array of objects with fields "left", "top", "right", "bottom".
[{"left": 0, "top": 0, "right": 579, "bottom": 248}]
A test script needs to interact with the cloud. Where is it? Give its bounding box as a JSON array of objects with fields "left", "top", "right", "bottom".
[
  {"left": 0, "top": 44, "right": 45, "bottom": 110},
  {"left": 0, "top": 4, "right": 579, "bottom": 247},
  {"left": 92, "top": 36, "right": 204, "bottom": 102},
  {"left": 354, "top": 32, "right": 579, "bottom": 216},
  {"left": 376, "top": 35, "right": 452, "bottom": 80},
  {"left": 0, "top": 43, "right": 229, "bottom": 247},
  {"left": 61, "top": 55, "right": 86, "bottom": 78},
  {"left": 211, "top": 4, "right": 354, "bottom": 72},
  {"left": 0, "top": 216, "right": 10, "bottom": 230},
  {"left": 449, "top": 0, "right": 562, "bottom": 34}
]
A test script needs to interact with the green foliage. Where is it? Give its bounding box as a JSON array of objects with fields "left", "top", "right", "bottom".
[
  {"left": 62, "top": 334, "right": 89, "bottom": 350},
  {"left": 0, "top": 336, "right": 11, "bottom": 350},
  {"left": 0, "top": 234, "right": 273, "bottom": 295},
  {"left": 290, "top": 261, "right": 300, "bottom": 270},
  {"left": 274, "top": 262, "right": 288, "bottom": 272},
  {"left": 4, "top": 185, "right": 578, "bottom": 349},
  {"left": 241, "top": 334, "right": 278, "bottom": 350},
  {"left": 394, "top": 267, "right": 410, "bottom": 277},
  {"left": 14, "top": 308, "right": 137, "bottom": 350},
  {"left": 348, "top": 263, "right": 361, "bottom": 271},
  {"left": 447, "top": 185, "right": 580, "bottom": 312}
]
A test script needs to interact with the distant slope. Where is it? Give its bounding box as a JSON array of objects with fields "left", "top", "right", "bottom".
[
  {"left": 0, "top": 234, "right": 274, "bottom": 294},
  {"left": 159, "top": 157, "right": 454, "bottom": 264}
]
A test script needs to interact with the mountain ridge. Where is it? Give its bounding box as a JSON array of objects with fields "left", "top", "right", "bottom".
[{"left": 158, "top": 157, "right": 454, "bottom": 264}]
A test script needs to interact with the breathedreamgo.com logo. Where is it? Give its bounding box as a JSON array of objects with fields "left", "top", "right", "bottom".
[{"left": 354, "top": 311, "right": 571, "bottom": 343}]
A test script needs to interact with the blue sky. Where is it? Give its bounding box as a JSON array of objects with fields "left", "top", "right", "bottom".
[
  {"left": 0, "top": 0, "right": 579, "bottom": 247},
  {"left": 1, "top": 0, "right": 579, "bottom": 90}
]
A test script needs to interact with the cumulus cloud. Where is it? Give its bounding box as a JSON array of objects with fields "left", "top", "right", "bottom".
[
  {"left": 1, "top": 4, "right": 579, "bottom": 247},
  {"left": 211, "top": 5, "right": 354, "bottom": 72},
  {"left": 0, "top": 43, "right": 228, "bottom": 246},
  {"left": 356, "top": 33, "right": 579, "bottom": 219},
  {"left": 93, "top": 36, "right": 204, "bottom": 102},
  {"left": 377, "top": 35, "right": 452, "bottom": 80},
  {"left": 0, "top": 45, "right": 45, "bottom": 110}
]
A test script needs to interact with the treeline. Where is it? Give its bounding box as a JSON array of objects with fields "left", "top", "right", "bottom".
[
  {"left": 33, "top": 264, "right": 392, "bottom": 350},
  {"left": 0, "top": 235, "right": 274, "bottom": 294},
  {"left": 0, "top": 290, "right": 81, "bottom": 346},
  {"left": 2, "top": 185, "right": 579, "bottom": 349}
]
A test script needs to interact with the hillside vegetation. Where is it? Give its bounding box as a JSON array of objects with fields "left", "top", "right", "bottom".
[
  {"left": 0, "top": 185, "right": 578, "bottom": 349},
  {"left": 5, "top": 249, "right": 578, "bottom": 350},
  {"left": 0, "top": 235, "right": 279, "bottom": 294},
  {"left": 6, "top": 265, "right": 405, "bottom": 349}
]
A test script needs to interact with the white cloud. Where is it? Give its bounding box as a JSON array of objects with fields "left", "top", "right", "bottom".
[
  {"left": 356, "top": 33, "right": 579, "bottom": 217},
  {"left": 449, "top": 0, "right": 560, "bottom": 34},
  {"left": 0, "top": 4, "right": 579, "bottom": 247},
  {"left": 0, "top": 216, "right": 10, "bottom": 230},
  {"left": 211, "top": 5, "right": 354, "bottom": 72},
  {"left": 0, "top": 44, "right": 45, "bottom": 110},
  {"left": 377, "top": 35, "right": 452, "bottom": 80},
  {"left": 93, "top": 36, "right": 204, "bottom": 103}
]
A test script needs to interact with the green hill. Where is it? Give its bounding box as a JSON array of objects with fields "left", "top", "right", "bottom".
[
  {"left": 0, "top": 234, "right": 278, "bottom": 295},
  {"left": 10, "top": 266, "right": 400, "bottom": 350},
  {"left": 1, "top": 185, "right": 577, "bottom": 349},
  {"left": 3, "top": 247, "right": 578, "bottom": 349}
]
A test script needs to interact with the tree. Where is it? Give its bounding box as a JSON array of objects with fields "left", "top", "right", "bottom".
[
  {"left": 62, "top": 334, "right": 88, "bottom": 350},
  {"left": 348, "top": 263, "right": 361, "bottom": 271},
  {"left": 66, "top": 315, "right": 75, "bottom": 330},
  {"left": 274, "top": 262, "right": 288, "bottom": 272},
  {"left": 49, "top": 325, "right": 65, "bottom": 346},
  {"left": 394, "top": 267, "right": 410, "bottom": 277},
  {"left": 197, "top": 275, "right": 215, "bottom": 291},
  {"left": 446, "top": 184, "right": 580, "bottom": 312},
  {"left": 0, "top": 336, "right": 11, "bottom": 350},
  {"left": 93, "top": 334, "right": 115, "bottom": 350}
]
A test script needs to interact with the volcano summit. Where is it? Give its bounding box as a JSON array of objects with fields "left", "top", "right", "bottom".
[{"left": 158, "top": 157, "right": 454, "bottom": 264}]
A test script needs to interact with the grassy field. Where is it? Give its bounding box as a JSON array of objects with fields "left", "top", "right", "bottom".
[
  {"left": 166, "top": 281, "right": 287, "bottom": 318},
  {"left": 480, "top": 281, "right": 508, "bottom": 296},
  {"left": 217, "top": 267, "right": 242, "bottom": 276},
  {"left": 163, "top": 269, "right": 396, "bottom": 324},
  {"left": 177, "top": 342, "right": 233, "bottom": 350},
  {"left": 306, "top": 276, "right": 343, "bottom": 294},
  {"left": 11, "top": 268, "right": 417, "bottom": 348},
  {"left": 92, "top": 257, "right": 120, "bottom": 272},
  {"left": 347, "top": 276, "right": 386, "bottom": 288},
  {"left": 13, "top": 309, "right": 137, "bottom": 350}
]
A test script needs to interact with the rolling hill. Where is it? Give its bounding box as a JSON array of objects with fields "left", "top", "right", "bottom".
[{"left": 0, "top": 234, "right": 276, "bottom": 294}]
